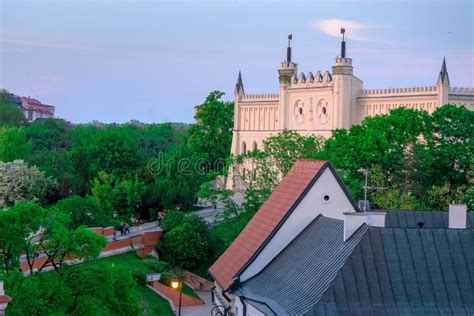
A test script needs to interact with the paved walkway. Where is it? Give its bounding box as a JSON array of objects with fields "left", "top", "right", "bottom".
[
  {"left": 194, "top": 192, "right": 245, "bottom": 226},
  {"left": 180, "top": 291, "right": 213, "bottom": 316}
]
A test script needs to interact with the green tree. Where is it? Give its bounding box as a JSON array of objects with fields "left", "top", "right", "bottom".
[
  {"left": 428, "top": 104, "right": 473, "bottom": 187},
  {"left": 320, "top": 107, "right": 432, "bottom": 199},
  {"left": 91, "top": 172, "right": 145, "bottom": 221},
  {"left": 24, "top": 119, "right": 74, "bottom": 199},
  {"left": 0, "top": 127, "right": 31, "bottom": 162},
  {"left": 0, "top": 203, "right": 106, "bottom": 275},
  {"left": 5, "top": 264, "right": 140, "bottom": 315},
  {"left": 0, "top": 90, "right": 26, "bottom": 127},
  {"left": 263, "top": 130, "right": 324, "bottom": 175},
  {"left": 201, "top": 130, "right": 323, "bottom": 241},
  {"left": 188, "top": 91, "right": 234, "bottom": 173},
  {"left": 70, "top": 126, "right": 145, "bottom": 194},
  {"left": 55, "top": 195, "right": 107, "bottom": 228},
  {"left": 143, "top": 145, "right": 208, "bottom": 213},
  {"left": 160, "top": 208, "right": 184, "bottom": 232},
  {"left": 158, "top": 221, "right": 210, "bottom": 270},
  {"left": 40, "top": 216, "right": 106, "bottom": 272}
]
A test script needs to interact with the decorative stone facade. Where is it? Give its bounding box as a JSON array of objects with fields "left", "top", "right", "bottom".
[{"left": 227, "top": 36, "right": 474, "bottom": 189}]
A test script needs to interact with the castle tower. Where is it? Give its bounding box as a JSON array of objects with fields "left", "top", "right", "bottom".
[
  {"left": 437, "top": 57, "right": 450, "bottom": 106},
  {"left": 278, "top": 34, "right": 298, "bottom": 129},
  {"left": 331, "top": 28, "right": 362, "bottom": 128}
]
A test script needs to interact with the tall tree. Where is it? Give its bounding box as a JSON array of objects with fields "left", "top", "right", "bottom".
[
  {"left": 428, "top": 104, "right": 473, "bottom": 187},
  {"left": 188, "top": 91, "right": 234, "bottom": 174}
]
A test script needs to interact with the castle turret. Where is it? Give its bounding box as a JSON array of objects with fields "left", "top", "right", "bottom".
[
  {"left": 437, "top": 57, "right": 450, "bottom": 106},
  {"left": 331, "top": 28, "right": 362, "bottom": 128},
  {"left": 278, "top": 34, "right": 298, "bottom": 86},
  {"left": 278, "top": 34, "right": 297, "bottom": 129},
  {"left": 332, "top": 28, "right": 353, "bottom": 76}
]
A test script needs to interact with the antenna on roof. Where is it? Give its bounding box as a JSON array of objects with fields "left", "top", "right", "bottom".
[{"left": 359, "top": 168, "right": 387, "bottom": 212}]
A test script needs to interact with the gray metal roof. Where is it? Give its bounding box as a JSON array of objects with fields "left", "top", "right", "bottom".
[
  {"left": 307, "top": 226, "right": 474, "bottom": 315},
  {"left": 383, "top": 210, "right": 474, "bottom": 229},
  {"left": 240, "top": 216, "right": 368, "bottom": 315}
]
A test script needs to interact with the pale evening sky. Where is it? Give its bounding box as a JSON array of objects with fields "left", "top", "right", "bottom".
[{"left": 0, "top": 0, "right": 473, "bottom": 123}]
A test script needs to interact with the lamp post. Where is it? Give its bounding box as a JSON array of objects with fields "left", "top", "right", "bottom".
[{"left": 170, "top": 272, "right": 183, "bottom": 316}]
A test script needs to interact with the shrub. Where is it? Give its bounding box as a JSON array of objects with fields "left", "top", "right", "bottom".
[
  {"left": 160, "top": 209, "right": 184, "bottom": 232},
  {"left": 158, "top": 222, "right": 210, "bottom": 270}
]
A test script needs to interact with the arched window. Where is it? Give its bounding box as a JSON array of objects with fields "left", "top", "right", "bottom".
[
  {"left": 242, "top": 141, "right": 247, "bottom": 154},
  {"left": 253, "top": 141, "right": 258, "bottom": 151}
]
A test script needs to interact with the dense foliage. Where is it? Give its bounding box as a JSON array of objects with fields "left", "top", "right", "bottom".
[
  {"left": 321, "top": 105, "right": 473, "bottom": 210},
  {"left": 5, "top": 265, "right": 140, "bottom": 315},
  {"left": 0, "top": 90, "right": 233, "bottom": 226},
  {"left": 158, "top": 210, "right": 211, "bottom": 270}
]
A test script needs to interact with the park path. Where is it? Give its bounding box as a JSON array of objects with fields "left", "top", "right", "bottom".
[
  {"left": 193, "top": 192, "right": 245, "bottom": 226},
  {"left": 180, "top": 290, "right": 213, "bottom": 316}
]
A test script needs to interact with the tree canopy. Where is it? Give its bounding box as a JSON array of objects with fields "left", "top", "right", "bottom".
[{"left": 0, "top": 90, "right": 26, "bottom": 127}]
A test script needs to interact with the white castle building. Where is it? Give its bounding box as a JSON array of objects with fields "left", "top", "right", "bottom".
[{"left": 227, "top": 32, "right": 474, "bottom": 189}]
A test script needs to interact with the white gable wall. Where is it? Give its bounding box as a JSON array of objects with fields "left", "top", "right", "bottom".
[{"left": 239, "top": 168, "right": 357, "bottom": 282}]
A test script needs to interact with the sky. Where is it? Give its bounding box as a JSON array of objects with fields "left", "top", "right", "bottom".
[{"left": 1, "top": 0, "right": 473, "bottom": 124}]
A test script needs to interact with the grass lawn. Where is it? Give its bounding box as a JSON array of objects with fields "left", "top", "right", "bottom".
[{"left": 75, "top": 253, "right": 201, "bottom": 315}]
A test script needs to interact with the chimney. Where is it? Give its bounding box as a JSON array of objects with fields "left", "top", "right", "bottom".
[
  {"left": 343, "top": 211, "right": 386, "bottom": 241},
  {"left": 449, "top": 204, "right": 467, "bottom": 229},
  {"left": 0, "top": 281, "right": 12, "bottom": 316}
]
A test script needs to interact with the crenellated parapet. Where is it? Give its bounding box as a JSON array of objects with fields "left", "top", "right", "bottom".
[
  {"left": 449, "top": 87, "right": 474, "bottom": 93},
  {"left": 241, "top": 93, "right": 279, "bottom": 101},
  {"left": 290, "top": 70, "right": 333, "bottom": 87},
  {"left": 360, "top": 86, "right": 437, "bottom": 96}
]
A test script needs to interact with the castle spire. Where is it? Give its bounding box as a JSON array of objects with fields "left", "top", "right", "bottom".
[
  {"left": 437, "top": 57, "right": 450, "bottom": 85},
  {"left": 235, "top": 70, "right": 244, "bottom": 95}
]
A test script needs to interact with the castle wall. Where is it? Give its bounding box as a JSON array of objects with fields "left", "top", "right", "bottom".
[
  {"left": 358, "top": 86, "right": 439, "bottom": 116},
  {"left": 448, "top": 87, "right": 474, "bottom": 110}
]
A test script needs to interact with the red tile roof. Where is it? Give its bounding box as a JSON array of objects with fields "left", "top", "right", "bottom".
[
  {"left": 209, "top": 160, "right": 328, "bottom": 290},
  {"left": 20, "top": 97, "right": 55, "bottom": 115}
]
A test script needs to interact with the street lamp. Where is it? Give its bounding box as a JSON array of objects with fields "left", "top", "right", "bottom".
[{"left": 170, "top": 275, "right": 182, "bottom": 316}]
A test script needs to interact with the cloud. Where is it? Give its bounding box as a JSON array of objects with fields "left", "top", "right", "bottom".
[{"left": 310, "top": 19, "right": 373, "bottom": 41}]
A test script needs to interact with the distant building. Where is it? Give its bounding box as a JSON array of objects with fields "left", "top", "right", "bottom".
[
  {"left": 210, "top": 160, "right": 474, "bottom": 315},
  {"left": 20, "top": 97, "right": 55, "bottom": 122},
  {"left": 227, "top": 32, "right": 474, "bottom": 189}
]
